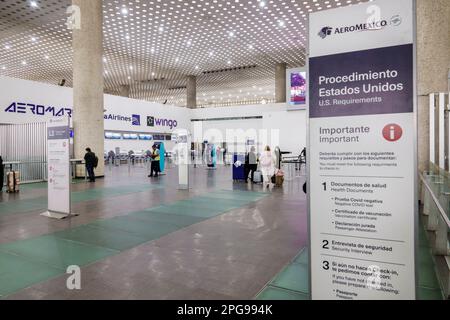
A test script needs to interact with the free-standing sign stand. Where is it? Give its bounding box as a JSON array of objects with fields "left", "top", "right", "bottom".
[
  {"left": 176, "top": 129, "right": 190, "bottom": 190},
  {"left": 41, "top": 116, "right": 78, "bottom": 219},
  {"left": 308, "top": 0, "right": 417, "bottom": 299}
]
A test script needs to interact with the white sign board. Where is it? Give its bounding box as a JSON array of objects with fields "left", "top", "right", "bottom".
[
  {"left": 175, "top": 129, "right": 190, "bottom": 189},
  {"left": 308, "top": 0, "right": 417, "bottom": 300},
  {"left": 47, "top": 117, "right": 71, "bottom": 215}
]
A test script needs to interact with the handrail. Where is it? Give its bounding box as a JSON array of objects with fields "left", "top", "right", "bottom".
[{"left": 420, "top": 173, "right": 450, "bottom": 229}]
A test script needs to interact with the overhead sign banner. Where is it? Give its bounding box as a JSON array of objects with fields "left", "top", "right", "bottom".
[
  {"left": 308, "top": 0, "right": 417, "bottom": 300},
  {"left": 46, "top": 116, "right": 71, "bottom": 216}
]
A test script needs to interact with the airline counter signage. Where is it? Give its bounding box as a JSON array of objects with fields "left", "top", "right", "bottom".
[
  {"left": 47, "top": 117, "right": 71, "bottom": 214},
  {"left": 308, "top": 0, "right": 417, "bottom": 300}
]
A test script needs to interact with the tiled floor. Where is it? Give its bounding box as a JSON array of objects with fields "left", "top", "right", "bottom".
[
  {"left": 256, "top": 243, "right": 444, "bottom": 300},
  {"left": 417, "top": 219, "right": 444, "bottom": 300},
  {"left": 0, "top": 164, "right": 307, "bottom": 299},
  {"left": 256, "top": 248, "right": 309, "bottom": 300}
]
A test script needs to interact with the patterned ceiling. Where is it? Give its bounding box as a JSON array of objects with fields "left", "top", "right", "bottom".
[{"left": 0, "top": 0, "right": 366, "bottom": 107}]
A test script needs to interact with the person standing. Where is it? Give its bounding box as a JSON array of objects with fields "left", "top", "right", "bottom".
[
  {"left": 0, "top": 156, "right": 4, "bottom": 192},
  {"left": 259, "top": 146, "right": 276, "bottom": 188},
  {"left": 148, "top": 144, "right": 160, "bottom": 177},
  {"left": 245, "top": 146, "right": 258, "bottom": 183},
  {"left": 84, "top": 147, "right": 97, "bottom": 182}
]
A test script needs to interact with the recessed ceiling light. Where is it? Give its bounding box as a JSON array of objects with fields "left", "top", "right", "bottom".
[
  {"left": 129, "top": 66, "right": 133, "bottom": 70},
  {"left": 31, "top": 37, "right": 37, "bottom": 42},
  {"left": 228, "top": 31, "right": 235, "bottom": 37},
  {"left": 278, "top": 20, "right": 285, "bottom": 27},
  {"left": 1, "top": 66, "right": 6, "bottom": 70},
  {"left": 158, "top": 26, "right": 164, "bottom": 33},
  {"left": 195, "top": 65, "right": 199, "bottom": 69},
  {"left": 121, "top": 7, "right": 128, "bottom": 15},
  {"left": 227, "top": 60, "right": 231, "bottom": 65},
  {"left": 4, "top": 45, "right": 10, "bottom": 50},
  {"left": 151, "top": 72, "right": 155, "bottom": 76},
  {"left": 103, "top": 57, "right": 107, "bottom": 63},
  {"left": 30, "top": 1, "right": 38, "bottom": 8},
  {"left": 44, "top": 55, "right": 49, "bottom": 60},
  {"left": 259, "top": 1, "right": 266, "bottom": 8},
  {"left": 21, "top": 61, "right": 27, "bottom": 66}
]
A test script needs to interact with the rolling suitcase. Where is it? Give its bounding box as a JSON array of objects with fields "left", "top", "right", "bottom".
[
  {"left": 232, "top": 154, "right": 246, "bottom": 181},
  {"left": 6, "top": 171, "right": 19, "bottom": 193},
  {"left": 253, "top": 170, "right": 263, "bottom": 184}
]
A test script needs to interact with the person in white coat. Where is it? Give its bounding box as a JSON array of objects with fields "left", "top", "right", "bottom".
[{"left": 259, "top": 145, "right": 276, "bottom": 188}]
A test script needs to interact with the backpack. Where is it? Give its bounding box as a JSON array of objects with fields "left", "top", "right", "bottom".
[{"left": 93, "top": 154, "right": 99, "bottom": 168}]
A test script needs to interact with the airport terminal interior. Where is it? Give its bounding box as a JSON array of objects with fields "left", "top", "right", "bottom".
[{"left": 0, "top": 0, "right": 449, "bottom": 301}]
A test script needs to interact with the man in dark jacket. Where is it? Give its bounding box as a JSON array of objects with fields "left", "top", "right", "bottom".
[
  {"left": 84, "top": 148, "right": 97, "bottom": 182},
  {"left": 0, "top": 156, "right": 3, "bottom": 192}
]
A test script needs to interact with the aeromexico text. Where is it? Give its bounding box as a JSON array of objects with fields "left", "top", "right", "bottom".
[{"left": 318, "top": 69, "right": 403, "bottom": 98}]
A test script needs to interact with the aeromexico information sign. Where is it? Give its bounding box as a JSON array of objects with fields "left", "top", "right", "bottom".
[{"left": 308, "top": 0, "right": 416, "bottom": 299}]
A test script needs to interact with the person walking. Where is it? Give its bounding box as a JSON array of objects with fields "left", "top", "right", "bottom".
[
  {"left": 245, "top": 146, "right": 258, "bottom": 183},
  {"left": 148, "top": 144, "right": 160, "bottom": 177},
  {"left": 259, "top": 145, "right": 276, "bottom": 188},
  {"left": 84, "top": 147, "right": 98, "bottom": 182}
]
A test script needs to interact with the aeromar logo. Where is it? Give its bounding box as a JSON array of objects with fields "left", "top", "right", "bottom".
[{"left": 147, "top": 116, "right": 178, "bottom": 129}]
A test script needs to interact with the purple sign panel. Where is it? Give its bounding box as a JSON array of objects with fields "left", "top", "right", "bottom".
[{"left": 309, "top": 44, "right": 413, "bottom": 118}]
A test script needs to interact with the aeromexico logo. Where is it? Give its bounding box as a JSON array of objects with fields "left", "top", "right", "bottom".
[
  {"left": 147, "top": 116, "right": 178, "bottom": 129},
  {"left": 318, "top": 15, "right": 401, "bottom": 39}
]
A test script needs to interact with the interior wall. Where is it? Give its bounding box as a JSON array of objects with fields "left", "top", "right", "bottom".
[{"left": 191, "top": 103, "right": 307, "bottom": 156}]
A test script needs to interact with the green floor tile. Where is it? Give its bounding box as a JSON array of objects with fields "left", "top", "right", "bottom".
[
  {"left": 0, "top": 184, "right": 161, "bottom": 216},
  {"left": 0, "top": 251, "right": 63, "bottom": 297},
  {"left": 192, "top": 196, "right": 248, "bottom": 209},
  {"left": 146, "top": 204, "right": 223, "bottom": 218},
  {"left": 0, "top": 235, "right": 118, "bottom": 270},
  {"left": 293, "top": 248, "right": 308, "bottom": 265},
  {"left": 128, "top": 210, "right": 206, "bottom": 227},
  {"left": 53, "top": 224, "right": 148, "bottom": 251},
  {"left": 256, "top": 286, "right": 309, "bottom": 300},
  {"left": 418, "top": 246, "right": 435, "bottom": 266},
  {"left": 0, "top": 198, "right": 47, "bottom": 215},
  {"left": 176, "top": 198, "right": 237, "bottom": 212},
  {"left": 418, "top": 263, "right": 440, "bottom": 289},
  {"left": 90, "top": 216, "right": 180, "bottom": 240},
  {"left": 270, "top": 264, "right": 309, "bottom": 294},
  {"left": 202, "top": 192, "right": 264, "bottom": 202},
  {"left": 417, "top": 286, "right": 443, "bottom": 300}
]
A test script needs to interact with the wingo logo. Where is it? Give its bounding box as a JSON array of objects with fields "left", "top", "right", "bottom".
[{"left": 147, "top": 116, "right": 177, "bottom": 129}]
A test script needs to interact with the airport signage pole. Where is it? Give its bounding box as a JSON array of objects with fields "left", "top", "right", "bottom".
[
  {"left": 41, "top": 116, "right": 74, "bottom": 219},
  {"left": 308, "top": 0, "right": 417, "bottom": 299}
]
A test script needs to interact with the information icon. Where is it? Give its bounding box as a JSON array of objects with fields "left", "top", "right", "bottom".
[{"left": 382, "top": 124, "right": 403, "bottom": 142}]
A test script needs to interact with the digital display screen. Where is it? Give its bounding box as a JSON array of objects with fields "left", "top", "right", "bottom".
[
  {"left": 290, "top": 71, "right": 307, "bottom": 105},
  {"left": 105, "top": 132, "right": 122, "bottom": 139},
  {"left": 123, "top": 134, "right": 138, "bottom": 140},
  {"left": 139, "top": 134, "right": 153, "bottom": 140}
]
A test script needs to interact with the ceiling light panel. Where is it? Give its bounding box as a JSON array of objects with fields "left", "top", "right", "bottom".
[{"left": 0, "top": 0, "right": 368, "bottom": 107}]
